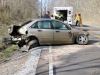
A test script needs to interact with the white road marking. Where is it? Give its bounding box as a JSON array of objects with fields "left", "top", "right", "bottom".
[
  {"left": 49, "top": 46, "right": 53, "bottom": 75},
  {"left": 14, "top": 47, "right": 41, "bottom": 75}
]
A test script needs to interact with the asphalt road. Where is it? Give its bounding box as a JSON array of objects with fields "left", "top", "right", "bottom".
[
  {"left": 0, "top": 24, "right": 100, "bottom": 75},
  {"left": 36, "top": 25, "right": 100, "bottom": 75}
]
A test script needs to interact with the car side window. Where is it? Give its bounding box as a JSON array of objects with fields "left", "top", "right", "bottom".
[
  {"left": 31, "top": 22, "right": 38, "bottom": 28},
  {"left": 52, "top": 21, "right": 70, "bottom": 30},
  {"left": 30, "top": 21, "right": 51, "bottom": 29},
  {"left": 37, "top": 21, "right": 51, "bottom": 29}
]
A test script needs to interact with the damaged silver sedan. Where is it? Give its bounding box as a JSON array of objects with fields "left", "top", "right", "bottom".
[{"left": 8, "top": 18, "right": 89, "bottom": 51}]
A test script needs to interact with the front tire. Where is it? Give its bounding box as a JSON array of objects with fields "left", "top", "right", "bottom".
[{"left": 76, "top": 34, "right": 89, "bottom": 45}]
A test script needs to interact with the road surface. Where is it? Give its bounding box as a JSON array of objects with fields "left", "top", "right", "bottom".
[
  {"left": 0, "top": 25, "right": 100, "bottom": 75},
  {"left": 36, "top": 25, "right": 100, "bottom": 75}
]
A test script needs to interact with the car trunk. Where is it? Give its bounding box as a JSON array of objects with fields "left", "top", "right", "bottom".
[{"left": 8, "top": 25, "right": 22, "bottom": 36}]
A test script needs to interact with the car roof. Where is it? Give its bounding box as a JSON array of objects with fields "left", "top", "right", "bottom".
[
  {"left": 31, "top": 18, "right": 57, "bottom": 22},
  {"left": 21, "top": 18, "right": 57, "bottom": 27}
]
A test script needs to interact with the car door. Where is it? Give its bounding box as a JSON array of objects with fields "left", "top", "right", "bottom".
[
  {"left": 51, "top": 20, "right": 73, "bottom": 44},
  {"left": 28, "top": 20, "right": 53, "bottom": 44}
]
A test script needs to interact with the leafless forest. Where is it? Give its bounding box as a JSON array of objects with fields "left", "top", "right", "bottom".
[
  {"left": 0, "top": 0, "right": 99, "bottom": 25},
  {"left": 0, "top": 0, "right": 40, "bottom": 24}
]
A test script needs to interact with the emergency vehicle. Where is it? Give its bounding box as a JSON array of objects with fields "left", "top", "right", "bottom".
[{"left": 53, "top": 7, "right": 73, "bottom": 25}]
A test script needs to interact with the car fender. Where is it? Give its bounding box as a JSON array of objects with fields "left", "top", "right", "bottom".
[
  {"left": 79, "top": 30, "right": 89, "bottom": 36},
  {"left": 26, "top": 35, "right": 40, "bottom": 44}
]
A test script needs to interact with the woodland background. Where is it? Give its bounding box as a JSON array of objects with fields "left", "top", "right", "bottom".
[{"left": 0, "top": 0, "right": 99, "bottom": 25}]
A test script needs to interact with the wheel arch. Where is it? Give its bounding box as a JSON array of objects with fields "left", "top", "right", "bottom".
[{"left": 27, "top": 35, "right": 40, "bottom": 44}]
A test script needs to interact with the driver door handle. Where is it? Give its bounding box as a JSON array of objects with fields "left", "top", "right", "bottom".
[
  {"left": 38, "top": 30, "right": 42, "bottom": 32},
  {"left": 55, "top": 31, "right": 60, "bottom": 33}
]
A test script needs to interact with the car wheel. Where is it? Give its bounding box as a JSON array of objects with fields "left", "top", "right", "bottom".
[
  {"left": 28, "top": 39, "right": 38, "bottom": 50},
  {"left": 76, "top": 34, "right": 89, "bottom": 45}
]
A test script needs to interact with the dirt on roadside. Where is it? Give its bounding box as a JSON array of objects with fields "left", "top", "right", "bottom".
[{"left": 0, "top": 50, "right": 30, "bottom": 75}]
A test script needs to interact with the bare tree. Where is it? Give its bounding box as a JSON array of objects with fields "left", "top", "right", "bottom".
[{"left": 0, "top": 0, "right": 40, "bottom": 24}]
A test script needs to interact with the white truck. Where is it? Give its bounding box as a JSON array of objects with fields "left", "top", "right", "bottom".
[{"left": 53, "top": 7, "right": 73, "bottom": 25}]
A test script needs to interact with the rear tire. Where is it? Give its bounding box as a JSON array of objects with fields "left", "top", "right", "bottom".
[
  {"left": 28, "top": 39, "right": 38, "bottom": 50},
  {"left": 76, "top": 34, "right": 89, "bottom": 45}
]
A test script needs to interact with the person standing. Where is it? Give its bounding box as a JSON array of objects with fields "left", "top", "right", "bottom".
[
  {"left": 51, "top": 15, "right": 55, "bottom": 19},
  {"left": 74, "top": 14, "right": 77, "bottom": 21},
  {"left": 42, "top": 11, "right": 50, "bottom": 19},
  {"left": 55, "top": 11, "right": 64, "bottom": 22},
  {"left": 75, "top": 13, "right": 82, "bottom": 26},
  {"left": 79, "top": 14, "right": 82, "bottom": 27},
  {"left": 75, "top": 14, "right": 80, "bottom": 26}
]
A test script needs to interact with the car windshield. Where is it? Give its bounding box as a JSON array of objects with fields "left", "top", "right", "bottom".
[{"left": 21, "top": 20, "right": 32, "bottom": 26}]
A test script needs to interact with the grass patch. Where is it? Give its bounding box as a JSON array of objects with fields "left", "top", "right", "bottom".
[{"left": 0, "top": 45, "right": 18, "bottom": 62}]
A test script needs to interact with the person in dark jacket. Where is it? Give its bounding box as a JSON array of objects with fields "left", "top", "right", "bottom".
[{"left": 42, "top": 11, "right": 50, "bottom": 19}]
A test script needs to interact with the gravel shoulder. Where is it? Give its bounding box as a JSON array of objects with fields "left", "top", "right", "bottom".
[{"left": 0, "top": 49, "right": 30, "bottom": 75}]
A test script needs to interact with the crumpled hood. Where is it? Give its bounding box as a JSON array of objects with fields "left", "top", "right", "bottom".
[
  {"left": 74, "top": 27, "right": 89, "bottom": 31},
  {"left": 71, "top": 27, "right": 89, "bottom": 36}
]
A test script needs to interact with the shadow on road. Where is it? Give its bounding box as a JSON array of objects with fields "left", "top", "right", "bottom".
[
  {"left": 88, "top": 40, "right": 100, "bottom": 45},
  {"left": 53, "top": 46, "right": 100, "bottom": 75}
]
